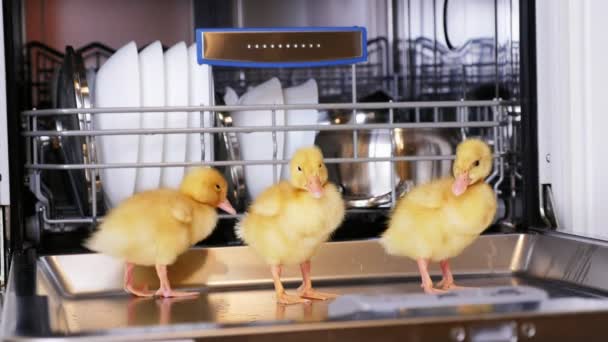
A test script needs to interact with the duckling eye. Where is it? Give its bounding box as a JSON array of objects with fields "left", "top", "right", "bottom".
[
  {"left": 318, "top": 163, "right": 322, "bottom": 168},
  {"left": 473, "top": 160, "right": 480, "bottom": 167},
  {"left": 215, "top": 184, "right": 221, "bottom": 190},
  {"left": 297, "top": 166, "right": 302, "bottom": 172}
]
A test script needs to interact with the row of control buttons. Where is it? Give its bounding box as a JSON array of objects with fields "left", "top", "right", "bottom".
[{"left": 247, "top": 43, "right": 322, "bottom": 49}]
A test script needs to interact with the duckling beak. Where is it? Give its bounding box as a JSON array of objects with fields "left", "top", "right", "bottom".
[
  {"left": 217, "top": 199, "right": 237, "bottom": 215},
  {"left": 306, "top": 176, "right": 324, "bottom": 198},
  {"left": 452, "top": 172, "right": 470, "bottom": 196}
]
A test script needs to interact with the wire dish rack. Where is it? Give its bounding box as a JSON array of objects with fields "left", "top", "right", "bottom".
[
  {"left": 22, "top": 99, "right": 518, "bottom": 233},
  {"left": 397, "top": 38, "right": 520, "bottom": 100},
  {"left": 24, "top": 41, "right": 114, "bottom": 109},
  {"left": 20, "top": 32, "right": 521, "bottom": 242}
]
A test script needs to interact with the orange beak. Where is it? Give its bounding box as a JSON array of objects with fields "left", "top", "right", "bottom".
[
  {"left": 217, "top": 199, "right": 237, "bottom": 215},
  {"left": 306, "top": 176, "right": 324, "bottom": 198},
  {"left": 452, "top": 172, "right": 470, "bottom": 196}
]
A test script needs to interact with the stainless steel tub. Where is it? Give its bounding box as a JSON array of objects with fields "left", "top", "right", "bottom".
[{"left": 3, "top": 232, "right": 608, "bottom": 341}]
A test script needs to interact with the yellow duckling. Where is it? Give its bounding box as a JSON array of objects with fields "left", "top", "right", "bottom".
[
  {"left": 236, "top": 146, "right": 345, "bottom": 305},
  {"left": 86, "top": 167, "right": 236, "bottom": 298},
  {"left": 380, "top": 138, "right": 497, "bottom": 294}
]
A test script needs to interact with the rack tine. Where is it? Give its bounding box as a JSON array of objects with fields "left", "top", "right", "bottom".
[
  {"left": 272, "top": 109, "right": 277, "bottom": 184},
  {"left": 459, "top": 101, "right": 468, "bottom": 140},
  {"left": 200, "top": 108, "right": 205, "bottom": 162},
  {"left": 87, "top": 113, "right": 97, "bottom": 223},
  {"left": 32, "top": 115, "right": 38, "bottom": 165},
  {"left": 25, "top": 114, "right": 32, "bottom": 174},
  {"left": 206, "top": 65, "right": 215, "bottom": 163},
  {"left": 493, "top": 105, "right": 505, "bottom": 194},
  {"left": 389, "top": 102, "right": 396, "bottom": 208},
  {"left": 352, "top": 64, "right": 358, "bottom": 159},
  {"left": 487, "top": 105, "right": 500, "bottom": 183}
]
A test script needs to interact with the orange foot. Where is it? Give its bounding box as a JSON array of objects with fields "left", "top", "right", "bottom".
[
  {"left": 421, "top": 283, "right": 447, "bottom": 294},
  {"left": 436, "top": 279, "right": 475, "bottom": 291},
  {"left": 125, "top": 284, "right": 155, "bottom": 297},
  {"left": 277, "top": 291, "right": 310, "bottom": 305},
  {"left": 297, "top": 286, "right": 338, "bottom": 301},
  {"left": 155, "top": 288, "right": 199, "bottom": 298}
]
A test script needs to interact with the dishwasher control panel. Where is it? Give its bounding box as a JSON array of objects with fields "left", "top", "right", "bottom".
[{"left": 196, "top": 27, "right": 367, "bottom": 68}]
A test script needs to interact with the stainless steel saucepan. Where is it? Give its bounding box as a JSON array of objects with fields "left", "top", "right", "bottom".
[{"left": 316, "top": 103, "right": 454, "bottom": 208}]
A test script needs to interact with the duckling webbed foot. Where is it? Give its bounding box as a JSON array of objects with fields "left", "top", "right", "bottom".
[
  {"left": 417, "top": 259, "right": 446, "bottom": 294},
  {"left": 437, "top": 282, "right": 472, "bottom": 291},
  {"left": 436, "top": 260, "right": 475, "bottom": 291},
  {"left": 126, "top": 284, "right": 155, "bottom": 297},
  {"left": 155, "top": 288, "right": 199, "bottom": 298},
  {"left": 421, "top": 284, "right": 447, "bottom": 294},
  {"left": 297, "top": 285, "right": 337, "bottom": 300},
  {"left": 271, "top": 265, "right": 309, "bottom": 305},
  {"left": 298, "top": 260, "right": 338, "bottom": 301},
  {"left": 124, "top": 262, "right": 155, "bottom": 297},
  {"left": 436, "top": 278, "right": 470, "bottom": 291},
  {"left": 277, "top": 291, "right": 310, "bottom": 305},
  {"left": 154, "top": 264, "right": 199, "bottom": 298}
]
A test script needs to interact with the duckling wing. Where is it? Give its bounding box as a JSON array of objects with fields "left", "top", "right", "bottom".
[
  {"left": 85, "top": 189, "right": 191, "bottom": 266},
  {"left": 380, "top": 179, "right": 452, "bottom": 261},
  {"left": 249, "top": 183, "right": 288, "bottom": 217},
  {"left": 170, "top": 196, "right": 193, "bottom": 224},
  {"left": 405, "top": 178, "right": 451, "bottom": 209}
]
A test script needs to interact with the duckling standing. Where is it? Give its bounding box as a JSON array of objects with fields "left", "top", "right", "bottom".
[
  {"left": 86, "top": 167, "right": 236, "bottom": 298},
  {"left": 381, "top": 139, "right": 497, "bottom": 294},
  {"left": 236, "top": 146, "right": 345, "bottom": 305}
]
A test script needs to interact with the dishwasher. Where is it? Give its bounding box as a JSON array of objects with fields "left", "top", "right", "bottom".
[{"left": 1, "top": 0, "right": 608, "bottom": 341}]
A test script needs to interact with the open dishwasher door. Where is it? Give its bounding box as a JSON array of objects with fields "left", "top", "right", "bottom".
[
  {"left": 3, "top": 235, "right": 608, "bottom": 341},
  {"left": 0, "top": 0, "right": 9, "bottom": 287},
  {"left": 536, "top": 0, "right": 608, "bottom": 240}
]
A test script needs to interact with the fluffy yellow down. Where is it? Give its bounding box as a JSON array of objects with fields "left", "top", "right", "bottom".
[
  {"left": 236, "top": 146, "right": 345, "bottom": 266},
  {"left": 86, "top": 167, "right": 228, "bottom": 266},
  {"left": 381, "top": 139, "right": 497, "bottom": 261}
]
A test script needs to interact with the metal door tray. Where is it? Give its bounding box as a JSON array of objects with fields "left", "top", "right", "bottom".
[{"left": 4, "top": 232, "right": 608, "bottom": 341}]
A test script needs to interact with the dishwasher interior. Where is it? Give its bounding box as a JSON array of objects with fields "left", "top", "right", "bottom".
[{"left": 3, "top": 0, "right": 608, "bottom": 341}]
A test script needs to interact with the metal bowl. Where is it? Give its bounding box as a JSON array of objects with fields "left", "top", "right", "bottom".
[{"left": 316, "top": 105, "right": 454, "bottom": 208}]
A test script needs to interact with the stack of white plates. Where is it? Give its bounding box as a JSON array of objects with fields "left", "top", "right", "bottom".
[
  {"left": 94, "top": 41, "right": 319, "bottom": 206},
  {"left": 94, "top": 41, "right": 141, "bottom": 208},
  {"left": 94, "top": 41, "right": 213, "bottom": 208},
  {"left": 225, "top": 78, "right": 320, "bottom": 200}
]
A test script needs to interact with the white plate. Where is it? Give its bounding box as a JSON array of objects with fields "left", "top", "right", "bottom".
[
  {"left": 94, "top": 41, "right": 140, "bottom": 208},
  {"left": 135, "top": 41, "right": 165, "bottom": 192},
  {"left": 281, "top": 79, "right": 319, "bottom": 180},
  {"left": 187, "top": 44, "right": 213, "bottom": 168},
  {"left": 226, "top": 77, "right": 285, "bottom": 199},
  {"left": 160, "top": 42, "right": 188, "bottom": 189}
]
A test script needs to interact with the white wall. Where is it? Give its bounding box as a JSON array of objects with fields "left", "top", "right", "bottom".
[
  {"left": 0, "top": 5, "right": 9, "bottom": 205},
  {"left": 537, "top": 0, "right": 608, "bottom": 239}
]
